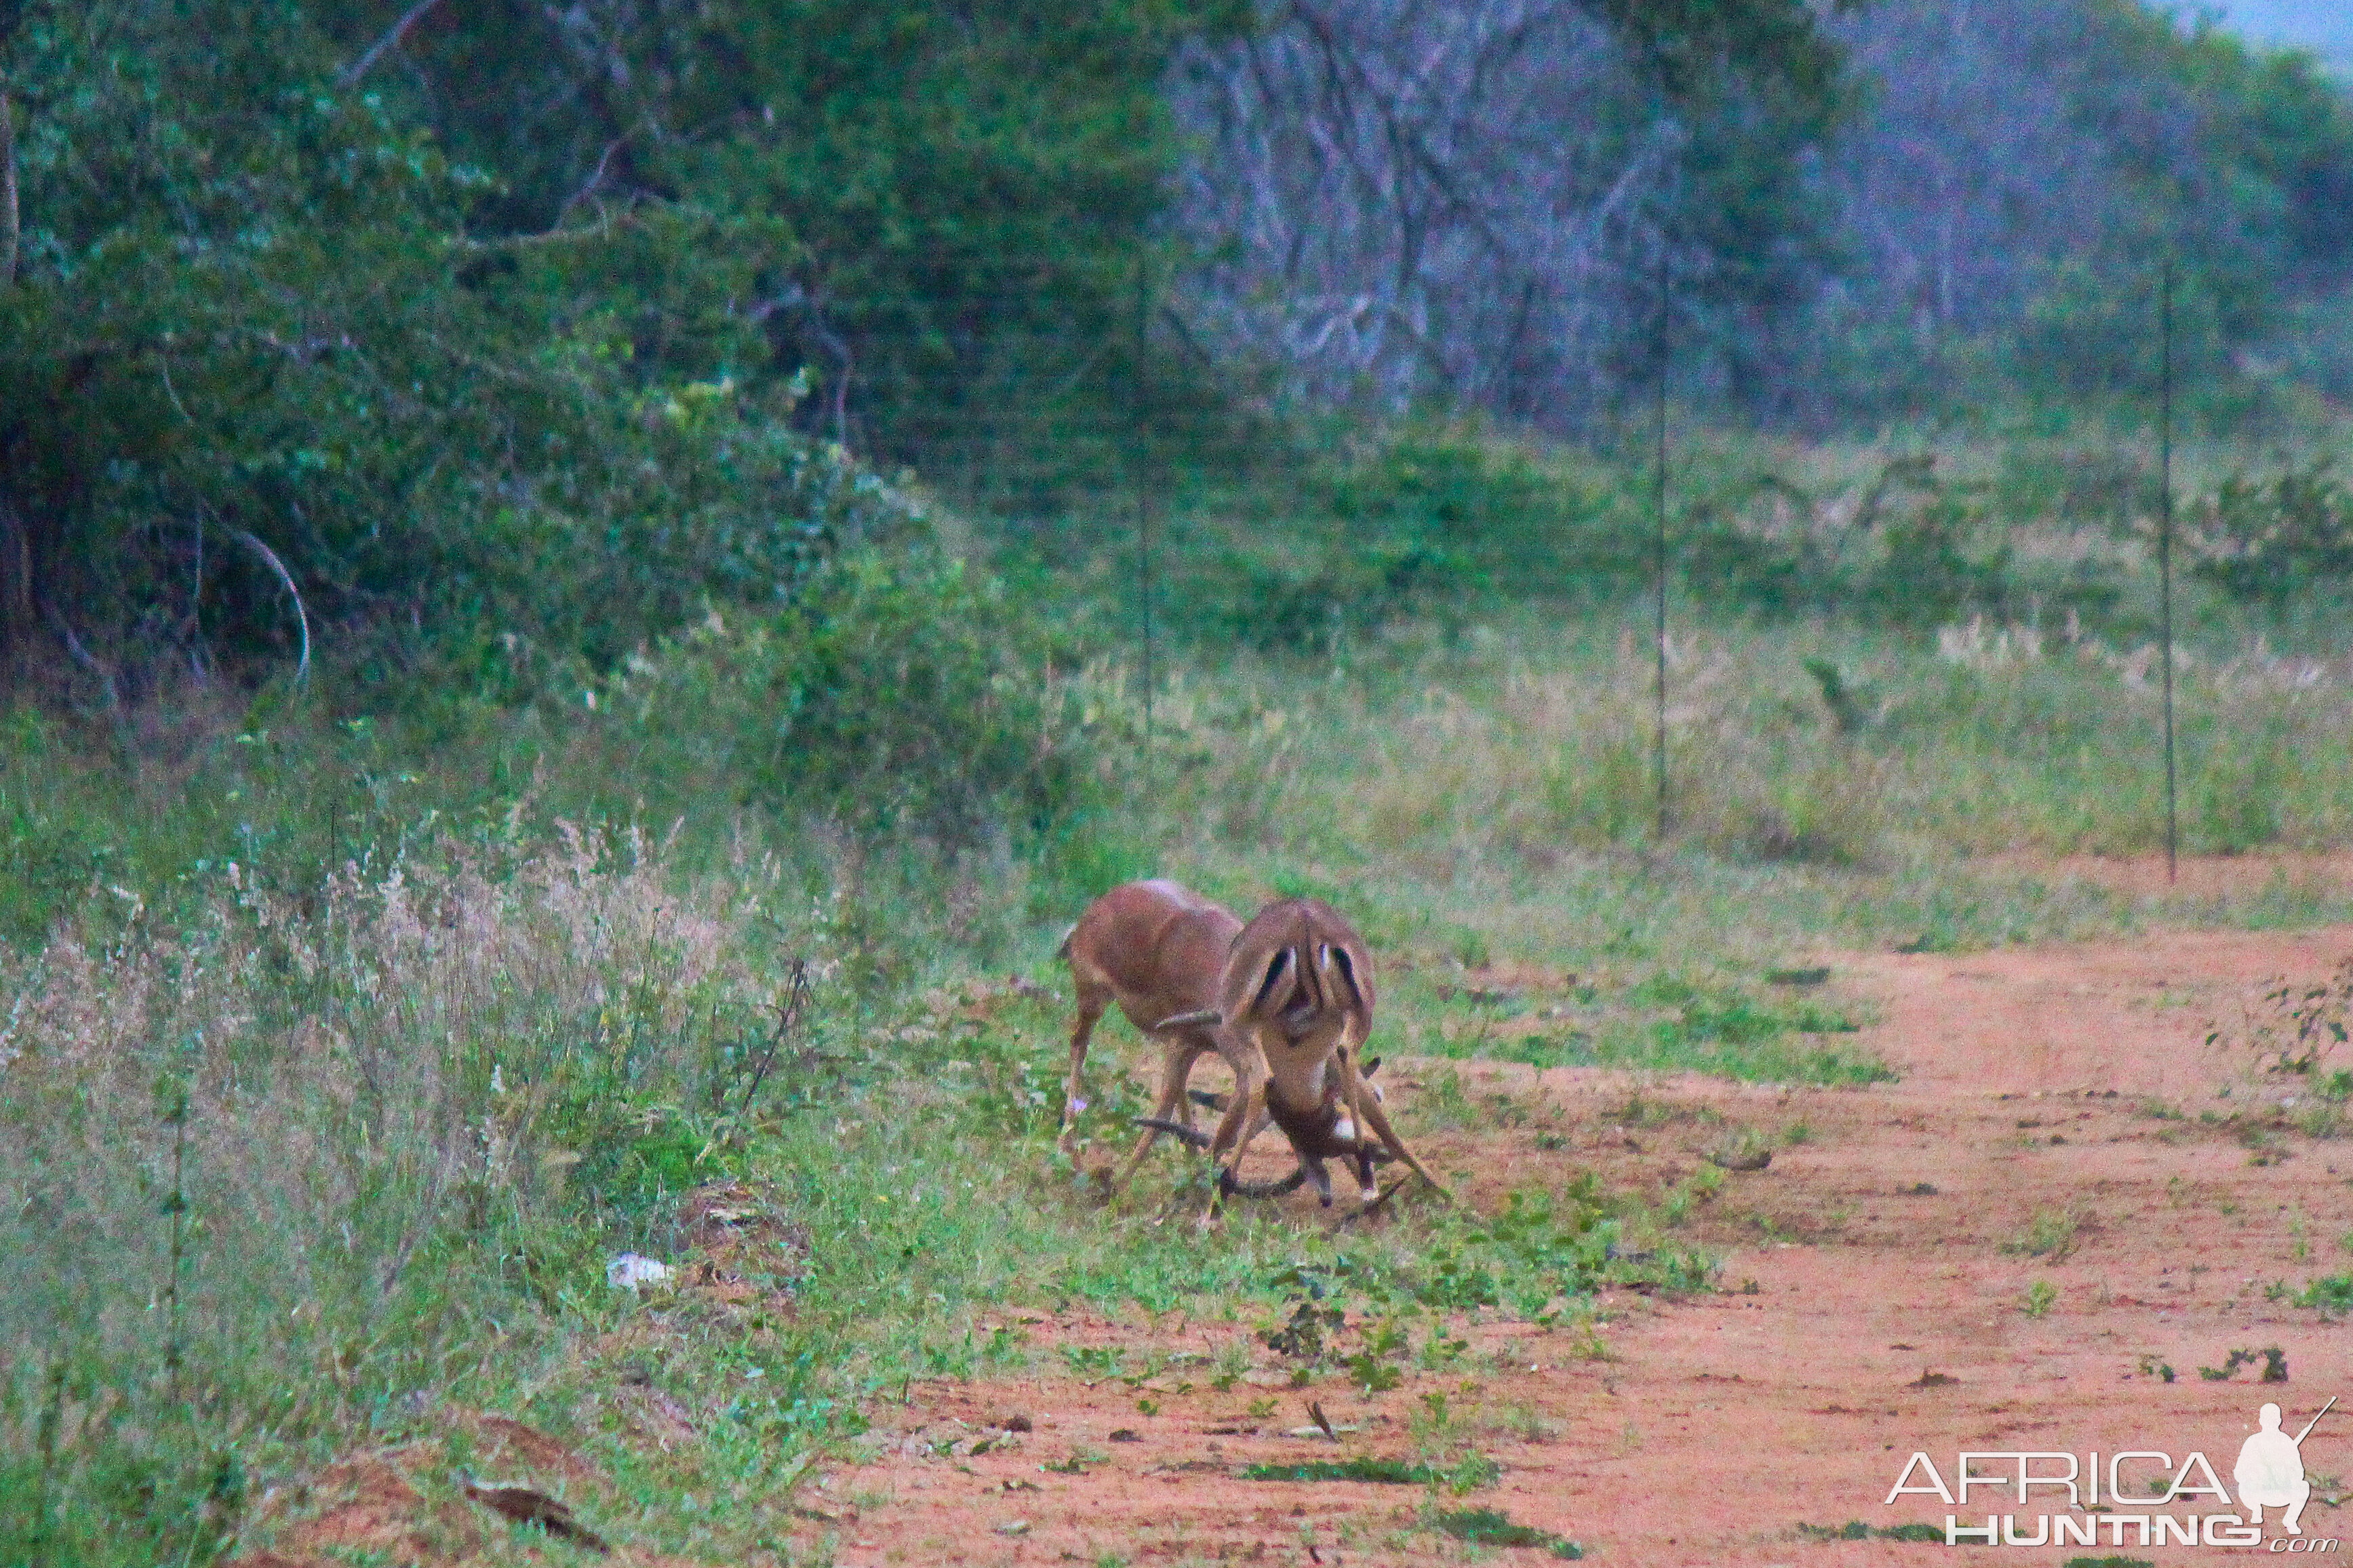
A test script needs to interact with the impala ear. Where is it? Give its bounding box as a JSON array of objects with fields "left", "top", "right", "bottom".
[
  {"left": 1361, "top": 1056, "right": 1381, "bottom": 1080},
  {"left": 1154, "top": 1007, "right": 1223, "bottom": 1031},
  {"left": 1251, "top": 946, "right": 1296, "bottom": 1015},
  {"left": 1326, "top": 943, "right": 1363, "bottom": 1008}
]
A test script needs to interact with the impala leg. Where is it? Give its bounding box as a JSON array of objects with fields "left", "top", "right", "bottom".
[
  {"left": 1058, "top": 982, "right": 1112, "bottom": 1163},
  {"left": 1348, "top": 1055, "right": 1449, "bottom": 1199},
  {"left": 1204, "top": 1049, "right": 1270, "bottom": 1223},
  {"left": 1337, "top": 1045, "right": 1382, "bottom": 1204},
  {"left": 1114, "top": 1037, "right": 1201, "bottom": 1188}
]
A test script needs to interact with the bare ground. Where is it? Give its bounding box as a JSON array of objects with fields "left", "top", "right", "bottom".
[{"left": 796, "top": 916, "right": 2353, "bottom": 1566}]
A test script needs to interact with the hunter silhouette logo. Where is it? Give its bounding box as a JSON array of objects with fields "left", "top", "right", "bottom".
[
  {"left": 2238, "top": 1397, "right": 2334, "bottom": 1537},
  {"left": 1882, "top": 1396, "right": 2338, "bottom": 1549}
]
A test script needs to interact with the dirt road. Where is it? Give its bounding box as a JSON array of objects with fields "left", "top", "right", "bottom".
[{"left": 807, "top": 923, "right": 2353, "bottom": 1565}]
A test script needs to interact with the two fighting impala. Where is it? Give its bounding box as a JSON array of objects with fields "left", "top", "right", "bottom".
[{"left": 1054, "top": 879, "right": 1444, "bottom": 1220}]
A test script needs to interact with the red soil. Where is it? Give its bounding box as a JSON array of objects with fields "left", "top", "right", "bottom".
[{"left": 796, "top": 919, "right": 2353, "bottom": 1565}]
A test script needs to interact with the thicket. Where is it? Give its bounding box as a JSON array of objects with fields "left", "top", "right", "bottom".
[
  {"left": 0, "top": 0, "right": 1240, "bottom": 690},
  {"left": 2, "top": 0, "right": 2348, "bottom": 709},
  {"left": 1166, "top": 0, "right": 2353, "bottom": 431}
]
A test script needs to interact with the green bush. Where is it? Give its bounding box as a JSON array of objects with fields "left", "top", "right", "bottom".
[
  {"left": 2186, "top": 459, "right": 2353, "bottom": 607},
  {"left": 610, "top": 548, "right": 1103, "bottom": 843}
]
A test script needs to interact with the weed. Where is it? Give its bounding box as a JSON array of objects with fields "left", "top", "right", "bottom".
[
  {"left": 1209, "top": 1340, "right": 1253, "bottom": 1391},
  {"left": 2001, "top": 1207, "right": 2083, "bottom": 1261},
  {"left": 1345, "top": 1319, "right": 1412, "bottom": 1394},
  {"left": 2297, "top": 1276, "right": 2353, "bottom": 1315},
  {"left": 1429, "top": 1506, "right": 1583, "bottom": 1557},
  {"left": 2199, "top": 1346, "right": 2290, "bottom": 1381},
  {"left": 2022, "top": 1281, "right": 2059, "bottom": 1318},
  {"left": 1703, "top": 1127, "right": 1776, "bottom": 1172},
  {"left": 1059, "top": 1346, "right": 1127, "bottom": 1380},
  {"left": 1439, "top": 1451, "right": 1504, "bottom": 1494},
  {"left": 2211, "top": 960, "right": 2353, "bottom": 1098},
  {"left": 1261, "top": 1302, "right": 1347, "bottom": 1361},
  {"left": 2137, "top": 1354, "right": 2178, "bottom": 1382},
  {"left": 1798, "top": 1520, "right": 1943, "bottom": 1542}
]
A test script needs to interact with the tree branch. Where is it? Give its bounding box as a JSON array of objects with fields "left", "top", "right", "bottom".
[
  {"left": 233, "top": 529, "right": 311, "bottom": 684},
  {"left": 1, "top": 89, "right": 19, "bottom": 286},
  {"left": 339, "top": 0, "right": 453, "bottom": 90}
]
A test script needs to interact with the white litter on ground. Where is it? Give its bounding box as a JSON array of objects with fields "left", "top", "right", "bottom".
[{"left": 606, "top": 1253, "right": 674, "bottom": 1289}]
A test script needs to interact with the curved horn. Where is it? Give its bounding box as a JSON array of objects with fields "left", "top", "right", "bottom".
[
  {"left": 1217, "top": 1165, "right": 1310, "bottom": 1200},
  {"left": 1134, "top": 1117, "right": 1214, "bottom": 1149}
]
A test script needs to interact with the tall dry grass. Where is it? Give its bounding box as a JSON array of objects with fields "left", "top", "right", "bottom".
[
  {"left": 1149, "top": 611, "right": 2353, "bottom": 879},
  {"left": 0, "top": 824, "right": 796, "bottom": 1559}
]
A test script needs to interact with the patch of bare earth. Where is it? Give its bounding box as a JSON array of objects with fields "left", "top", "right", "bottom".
[
  {"left": 225, "top": 1408, "right": 705, "bottom": 1567},
  {"left": 802, "top": 919, "right": 2353, "bottom": 1566}
]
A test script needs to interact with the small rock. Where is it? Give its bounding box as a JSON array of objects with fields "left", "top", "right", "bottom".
[{"left": 995, "top": 1519, "right": 1031, "bottom": 1536}]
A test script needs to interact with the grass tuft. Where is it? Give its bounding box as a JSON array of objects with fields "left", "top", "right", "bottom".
[{"left": 1429, "top": 1505, "right": 1584, "bottom": 1556}]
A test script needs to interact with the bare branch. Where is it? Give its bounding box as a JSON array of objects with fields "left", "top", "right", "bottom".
[
  {"left": 1, "top": 89, "right": 18, "bottom": 287},
  {"left": 555, "top": 138, "right": 628, "bottom": 225},
  {"left": 233, "top": 529, "right": 311, "bottom": 684},
  {"left": 339, "top": 0, "right": 454, "bottom": 90},
  {"left": 1168, "top": 0, "right": 1676, "bottom": 423}
]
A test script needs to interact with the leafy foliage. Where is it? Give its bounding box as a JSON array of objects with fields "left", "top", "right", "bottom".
[
  {"left": 0, "top": 0, "right": 1244, "bottom": 684},
  {"left": 2186, "top": 460, "right": 2353, "bottom": 607},
  {"left": 608, "top": 547, "right": 1101, "bottom": 843}
]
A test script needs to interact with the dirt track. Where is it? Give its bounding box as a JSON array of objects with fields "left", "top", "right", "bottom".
[{"left": 800, "top": 918, "right": 2353, "bottom": 1565}]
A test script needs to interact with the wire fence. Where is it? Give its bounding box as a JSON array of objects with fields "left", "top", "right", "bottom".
[{"left": 778, "top": 255, "right": 2312, "bottom": 877}]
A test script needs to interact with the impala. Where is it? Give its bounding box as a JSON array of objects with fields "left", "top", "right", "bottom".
[
  {"left": 1056, "top": 879, "right": 1276, "bottom": 1190},
  {"left": 1160, "top": 896, "right": 1446, "bottom": 1212}
]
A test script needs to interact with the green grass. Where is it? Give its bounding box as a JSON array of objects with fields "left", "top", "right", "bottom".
[
  {"left": 1240, "top": 1456, "right": 1444, "bottom": 1484},
  {"left": 1798, "top": 1519, "right": 1946, "bottom": 1543},
  {"left": 16, "top": 589, "right": 2353, "bottom": 1561},
  {"left": 1428, "top": 1506, "right": 1584, "bottom": 1556}
]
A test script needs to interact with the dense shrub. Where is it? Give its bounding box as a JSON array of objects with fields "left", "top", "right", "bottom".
[
  {"left": 2185, "top": 459, "right": 2353, "bottom": 607},
  {"left": 608, "top": 548, "right": 1101, "bottom": 843}
]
